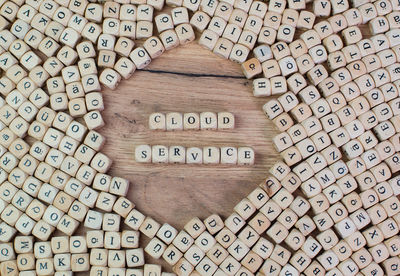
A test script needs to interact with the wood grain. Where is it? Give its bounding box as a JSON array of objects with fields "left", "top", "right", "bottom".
[{"left": 99, "top": 43, "right": 280, "bottom": 257}]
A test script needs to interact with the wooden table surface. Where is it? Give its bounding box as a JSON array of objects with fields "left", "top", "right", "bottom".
[{"left": 99, "top": 42, "right": 280, "bottom": 265}]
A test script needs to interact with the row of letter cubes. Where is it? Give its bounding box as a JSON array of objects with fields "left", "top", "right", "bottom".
[
  {"left": 135, "top": 145, "right": 254, "bottom": 165},
  {"left": 149, "top": 112, "right": 235, "bottom": 130}
]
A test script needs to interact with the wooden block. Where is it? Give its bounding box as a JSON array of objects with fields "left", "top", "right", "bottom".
[
  {"left": 117, "top": 229, "right": 138, "bottom": 249},
  {"left": 203, "top": 146, "right": 220, "bottom": 164},
  {"left": 168, "top": 145, "right": 185, "bottom": 163},
  {"left": 260, "top": 258, "right": 281, "bottom": 276},
  {"left": 71, "top": 253, "right": 90, "bottom": 272},
  {"left": 369, "top": 16, "right": 390, "bottom": 35},
  {"left": 83, "top": 210, "right": 103, "bottom": 230},
  {"left": 224, "top": 212, "right": 245, "bottom": 234},
  {"left": 220, "top": 146, "right": 237, "bottom": 164},
  {"left": 204, "top": 1, "right": 224, "bottom": 19},
  {"left": 334, "top": 216, "right": 357, "bottom": 239},
  {"left": 362, "top": 226, "right": 384, "bottom": 248},
  {"left": 85, "top": 92, "right": 104, "bottom": 112},
  {"left": 155, "top": 14, "right": 174, "bottom": 33},
  {"left": 35, "top": 258, "right": 54, "bottom": 275},
  {"left": 228, "top": 8, "right": 247, "bottom": 28},
  {"left": 103, "top": 1, "right": 120, "bottom": 18},
  {"left": 168, "top": 7, "right": 188, "bottom": 25},
  {"left": 254, "top": 46, "right": 273, "bottom": 66},
  {"left": 108, "top": 250, "right": 126, "bottom": 268},
  {"left": 34, "top": 241, "right": 52, "bottom": 260},
  {"left": 277, "top": 208, "right": 298, "bottom": 229},
  {"left": 269, "top": 244, "right": 291, "bottom": 267},
  {"left": 172, "top": 230, "right": 194, "bottom": 252},
  {"left": 129, "top": 47, "right": 151, "bottom": 70},
  {"left": 260, "top": 197, "right": 282, "bottom": 221},
  {"left": 85, "top": 3, "right": 103, "bottom": 23},
  {"left": 262, "top": 59, "right": 281, "bottom": 79},
  {"left": 138, "top": 216, "right": 160, "bottom": 238},
  {"left": 104, "top": 232, "right": 121, "bottom": 250},
  {"left": 244, "top": 16, "right": 262, "bottom": 36},
  {"left": 1, "top": 203, "right": 21, "bottom": 227},
  {"left": 229, "top": 43, "right": 250, "bottom": 64},
  {"left": 284, "top": 228, "right": 305, "bottom": 252},
  {"left": 290, "top": 103, "right": 312, "bottom": 124},
  {"left": 208, "top": 16, "right": 227, "bottom": 37},
  {"left": 17, "top": 253, "right": 35, "bottom": 271},
  {"left": 165, "top": 112, "right": 183, "bottom": 131},
  {"left": 281, "top": 9, "right": 299, "bottom": 28},
  {"left": 83, "top": 110, "right": 105, "bottom": 130},
  {"left": 177, "top": 113, "right": 200, "bottom": 130},
  {"left": 183, "top": 217, "right": 205, "bottom": 239},
  {"left": 295, "top": 215, "right": 317, "bottom": 237},
  {"left": 220, "top": 255, "right": 241, "bottom": 275},
  {"left": 14, "top": 236, "right": 33, "bottom": 255},
  {"left": 234, "top": 198, "right": 256, "bottom": 220},
  {"left": 381, "top": 256, "right": 400, "bottom": 275},
  {"left": 384, "top": 235, "right": 400, "bottom": 257},
  {"left": 162, "top": 245, "right": 182, "bottom": 266},
  {"left": 269, "top": 76, "right": 287, "bottom": 95},
  {"left": 97, "top": 50, "right": 117, "bottom": 69},
  {"left": 199, "top": 112, "right": 217, "bottom": 129},
  {"left": 369, "top": 243, "right": 389, "bottom": 264},
  {"left": 51, "top": 236, "right": 70, "bottom": 254},
  {"left": 57, "top": 215, "right": 79, "bottom": 236},
  {"left": 156, "top": 223, "right": 177, "bottom": 245},
  {"left": 160, "top": 29, "right": 180, "bottom": 50},
  {"left": 213, "top": 37, "right": 234, "bottom": 59},
  {"left": 86, "top": 230, "right": 104, "bottom": 249},
  {"left": 360, "top": 262, "right": 384, "bottom": 276},
  {"left": 103, "top": 213, "right": 121, "bottom": 232},
  {"left": 32, "top": 220, "right": 55, "bottom": 241},
  {"left": 186, "top": 147, "right": 203, "bottom": 164},
  {"left": 90, "top": 248, "right": 108, "bottom": 267},
  {"left": 381, "top": 196, "right": 400, "bottom": 217},
  {"left": 273, "top": 132, "right": 293, "bottom": 153},
  {"left": 99, "top": 68, "right": 121, "bottom": 90},
  {"left": 299, "top": 236, "right": 322, "bottom": 260},
  {"left": 83, "top": 130, "right": 105, "bottom": 152},
  {"left": 104, "top": 19, "right": 124, "bottom": 38},
  {"left": 189, "top": 11, "right": 210, "bottom": 32},
  {"left": 198, "top": 30, "right": 218, "bottom": 51},
  {"left": 266, "top": 222, "right": 289, "bottom": 244},
  {"left": 69, "top": 236, "right": 87, "bottom": 254},
  {"left": 195, "top": 231, "right": 216, "bottom": 252},
  {"left": 173, "top": 257, "right": 194, "bottom": 276},
  {"left": 241, "top": 251, "right": 263, "bottom": 273},
  {"left": 272, "top": 113, "right": 293, "bottom": 132},
  {"left": 151, "top": 145, "right": 168, "bottom": 163},
  {"left": 299, "top": 30, "right": 321, "bottom": 51},
  {"left": 279, "top": 56, "right": 298, "bottom": 77},
  {"left": 143, "top": 37, "right": 165, "bottom": 59},
  {"left": 184, "top": 245, "right": 204, "bottom": 266},
  {"left": 114, "top": 57, "right": 136, "bottom": 80},
  {"left": 238, "top": 147, "right": 255, "bottom": 165},
  {"left": 277, "top": 24, "right": 295, "bottom": 43},
  {"left": 205, "top": 243, "right": 228, "bottom": 266},
  {"left": 25, "top": 198, "right": 46, "bottom": 222},
  {"left": 288, "top": 249, "right": 311, "bottom": 272},
  {"left": 330, "top": 242, "right": 352, "bottom": 265},
  {"left": 289, "top": 196, "right": 309, "bottom": 218},
  {"left": 147, "top": 0, "right": 165, "bottom": 10},
  {"left": 257, "top": 26, "right": 277, "bottom": 46}
]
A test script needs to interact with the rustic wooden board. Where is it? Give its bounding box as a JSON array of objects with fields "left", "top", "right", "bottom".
[{"left": 100, "top": 42, "right": 280, "bottom": 231}]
